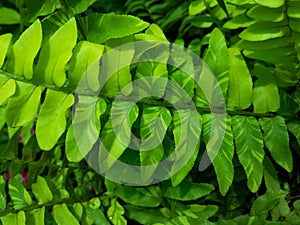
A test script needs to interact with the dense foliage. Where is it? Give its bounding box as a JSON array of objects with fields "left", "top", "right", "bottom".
[{"left": 0, "top": 0, "right": 300, "bottom": 224}]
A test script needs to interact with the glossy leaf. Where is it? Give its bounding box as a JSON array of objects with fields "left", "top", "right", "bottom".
[
  {"left": 7, "top": 20, "right": 42, "bottom": 79},
  {"left": 203, "top": 28, "right": 229, "bottom": 99},
  {"left": 107, "top": 199, "right": 126, "bottom": 225},
  {"left": 140, "top": 105, "right": 171, "bottom": 181},
  {"left": 259, "top": 116, "right": 292, "bottom": 172},
  {"left": 254, "top": 0, "right": 285, "bottom": 8},
  {"left": 163, "top": 180, "right": 214, "bottom": 201},
  {"left": 27, "top": 207, "right": 45, "bottom": 225},
  {"left": 227, "top": 48, "right": 253, "bottom": 110},
  {"left": 98, "top": 102, "right": 139, "bottom": 172},
  {"left": 84, "top": 13, "right": 149, "bottom": 43},
  {"left": 36, "top": 89, "right": 74, "bottom": 150},
  {"left": 239, "top": 21, "right": 289, "bottom": 41},
  {"left": 53, "top": 204, "right": 80, "bottom": 225},
  {"left": 247, "top": 6, "right": 284, "bottom": 22},
  {"left": 171, "top": 110, "right": 201, "bottom": 186},
  {"left": 232, "top": 116, "right": 264, "bottom": 193},
  {"left": 0, "top": 33, "right": 12, "bottom": 68},
  {"left": 1, "top": 211, "right": 25, "bottom": 225},
  {"left": 68, "top": 41, "right": 104, "bottom": 89},
  {"left": 9, "top": 174, "right": 32, "bottom": 209},
  {"left": 35, "top": 18, "right": 77, "bottom": 87},
  {"left": 32, "top": 176, "right": 53, "bottom": 204},
  {"left": 0, "top": 74, "right": 16, "bottom": 105},
  {"left": 0, "top": 7, "right": 20, "bottom": 24},
  {"left": 6, "top": 82, "right": 42, "bottom": 127},
  {"left": 67, "top": 97, "right": 106, "bottom": 162},
  {"left": 287, "top": 120, "right": 300, "bottom": 146},
  {"left": 251, "top": 190, "right": 288, "bottom": 218},
  {"left": 252, "top": 64, "right": 280, "bottom": 113},
  {"left": 202, "top": 114, "right": 234, "bottom": 196},
  {"left": 115, "top": 185, "right": 162, "bottom": 207}
]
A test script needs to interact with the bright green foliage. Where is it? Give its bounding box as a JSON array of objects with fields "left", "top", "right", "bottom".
[
  {"left": 252, "top": 64, "right": 280, "bottom": 113},
  {"left": 202, "top": 114, "right": 234, "bottom": 196},
  {"left": 232, "top": 116, "right": 264, "bottom": 193},
  {"left": 171, "top": 110, "right": 201, "bottom": 186},
  {"left": 53, "top": 204, "right": 80, "bottom": 225},
  {"left": 84, "top": 13, "right": 149, "bottom": 43},
  {"left": 227, "top": 48, "right": 253, "bottom": 110},
  {"left": 259, "top": 116, "right": 293, "bottom": 172},
  {"left": 9, "top": 174, "right": 32, "bottom": 209},
  {"left": 0, "top": 1, "right": 299, "bottom": 224},
  {"left": 7, "top": 20, "right": 42, "bottom": 79},
  {"left": 107, "top": 199, "right": 126, "bottom": 225},
  {"left": 1, "top": 211, "right": 26, "bottom": 225},
  {"left": 35, "top": 18, "right": 77, "bottom": 87},
  {"left": 36, "top": 90, "right": 74, "bottom": 150},
  {"left": 0, "top": 75, "right": 16, "bottom": 105},
  {"left": 0, "top": 34, "right": 12, "bottom": 68},
  {"left": 32, "top": 176, "right": 53, "bottom": 204},
  {"left": 0, "top": 7, "right": 20, "bottom": 24},
  {"left": 6, "top": 82, "right": 42, "bottom": 127}
]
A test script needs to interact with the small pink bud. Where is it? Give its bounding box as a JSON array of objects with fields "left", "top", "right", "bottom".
[
  {"left": 21, "top": 171, "right": 28, "bottom": 183},
  {"left": 5, "top": 172, "right": 11, "bottom": 180}
]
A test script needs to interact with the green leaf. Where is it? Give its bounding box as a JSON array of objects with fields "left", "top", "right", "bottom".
[
  {"left": 7, "top": 20, "right": 42, "bottom": 79},
  {"left": 140, "top": 105, "right": 171, "bottom": 181},
  {"left": 189, "top": 0, "right": 206, "bottom": 16},
  {"left": 237, "top": 37, "right": 292, "bottom": 51},
  {"left": 27, "top": 207, "right": 45, "bottom": 225},
  {"left": 163, "top": 180, "right": 214, "bottom": 201},
  {"left": 247, "top": 5, "right": 285, "bottom": 22},
  {"left": 101, "top": 37, "right": 135, "bottom": 96},
  {"left": 107, "top": 199, "right": 126, "bottom": 225},
  {"left": 254, "top": 0, "right": 285, "bottom": 8},
  {"left": 65, "top": 0, "right": 96, "bottom": 14},
  {"left": 83, "top": 202, "right": 110, "bottom": 225},
  {"left": 67, "top": 97, "right": 105, "bottom": 162},
  {"left": 115, "top": 185, "right": 162, "bottom": 207},
  {"left": 263, "top": 156, "right": 281, "bottom": 191},
  {"left": 259, "top": 116, "right": 292, "bottom": 172},
  {"left": 24, "top": 0, "right": 60, "bottom": 22},
  {"left": 32, "top": 176, "right": 53, "bottom": 204},
  {"left": 1, "top": 211, "right": 26, "bottom": 225},
  {"left": 287, "top": 120, "right": 300, "bottom": 146},
  {"left": 252, "top": 64, "right": 280, "bottom": 113},
  {"left": 223, "top": 14, "right": 255, "bottom": 29},
  {"left": 243, "top": 47, "right": 296, "bottom": 65},
  {"left": 227, "top": 48, "right": 253, "bottom": 110},
  {"left": 0, "top": 176, "right": 6, "bottom": 210},
  {"left": 68, "top": 41, "right": 104, "bottom": 89},
  {"left": 6, "top": 82, "right": 42, "bottom": 127},
  {"left": 9, "top": 174, "right": 32, "bottom": 209},
  {"left": 0, "top": 74, "right": 16, "bottom": 105},
  {"left": 203, "top": 28, "right": 229, "bottom": 99},
  {"left": 35, "top": 18, "right": 77, "bottom": 87},
  {"left": 36, "top": 89, "right": 74, "bottom": 150},
  {"left": 239, "top": 21, "right": 289, "bottom": 41},
  {"left": 84, "top": 13, "right": 149, "bottom": 44},
  {"left": 0, "top": 33, "right": 12, "bottom": 68},
  {"left": 174, "top": 203, "right": 218, "bottom": 220},
  {"left": 53, "top": 204, "right": 80, "bottom": 225},
  {"left": 251, "top": 190, "right": 288, "bottom": 218},
  {"left": 98, "top": 102, "right": 139, "bottom": 173},
  {"left": 232, "top": 116, "right": 264, "bottom": 193},
  {"left": 202, "top": 114, "right": 234, "bottom": 196},
  {"left": 126, "top": 205, "right": 169, "bottom": 224},
  {"left": 171, "top": 110, "right": 201, "bottom": 186},
  {"left": 0, "top": 7, "right": 20, "bottom": 24}
]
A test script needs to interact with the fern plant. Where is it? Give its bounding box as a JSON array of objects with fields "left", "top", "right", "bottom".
[{"left": 0, "top": 0, "right": 300, "bottom": 224}]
